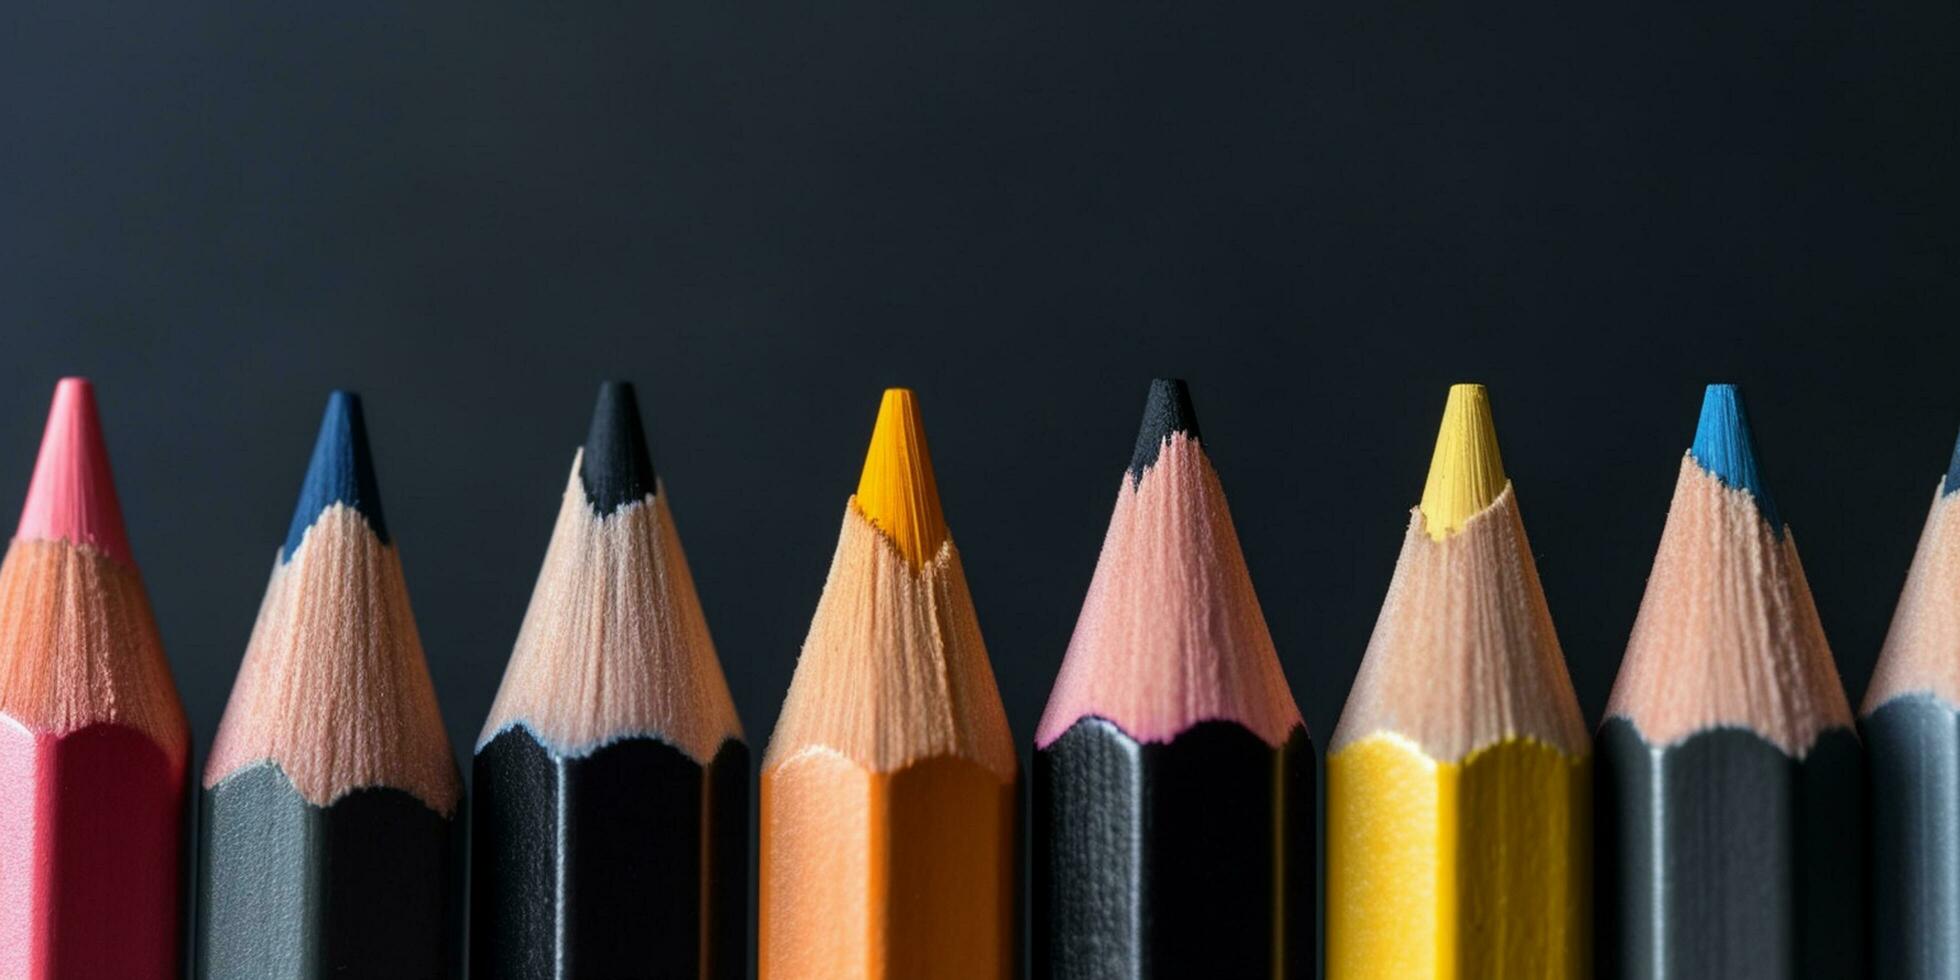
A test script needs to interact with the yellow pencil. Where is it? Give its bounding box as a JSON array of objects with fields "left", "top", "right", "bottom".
[{"left": 1326, "top": 384, "right": 1591, "bottom": 979}]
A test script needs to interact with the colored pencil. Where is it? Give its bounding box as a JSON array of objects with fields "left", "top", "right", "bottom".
[
  {"left": 1327, "top": 383, "right": 1590, "bottom": 979},
  {"left": 472, "top": 381, "right": 747, "bottom": 979},
  {"left": 0, "top": 378, "right": 189, "bottom": 979},
  {"left": 759, "top": 388, "right": 1017, "bottom": 979},
  {"left": 1032, "top": 378, "right": 1313, "bottom": 978},
  {"left": 1858, "top": 427, "right": 1960, "bottom": 978},
  {"left": 197, "top": 391, "right": 460, "bottom": 979},
  {"left": 1596, "top": 384, "right": 1862, "bottom": 979}
]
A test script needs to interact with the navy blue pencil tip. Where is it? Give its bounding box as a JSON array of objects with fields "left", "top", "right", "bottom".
[
  {"left": 1943, "top": 425, "right": 1960, "bottom": 497},
  {"left": 282, "top": 390, "right": 388, "bottom": 559},
  {"left": 1690, "top": 383, "right": 1780, "bottom": 533}
]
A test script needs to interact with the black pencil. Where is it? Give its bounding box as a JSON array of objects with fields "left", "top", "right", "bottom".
[
  {"left": 197, "top": 391, "right": 460, "bottom": 978},
  {"left": 1596, "top": 385, "right": 1862, "bottom": 979},
  {"left": 472, "top": 381, "right": 748, "bottom": 979},
  {"left": 1032, "top": 380, "right": 1313, "bottom": 978},
  {"left": 1863, "top": 426, "right": 1960, "bottom": 978}
]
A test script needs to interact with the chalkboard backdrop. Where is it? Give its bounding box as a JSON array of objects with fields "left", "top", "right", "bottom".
[{"left": 4, "top": 0, "right": 1953, "bottom": 849}]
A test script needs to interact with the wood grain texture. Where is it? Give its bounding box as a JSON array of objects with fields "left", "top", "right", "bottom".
[
  {"left": 1330, "top": 485, "right": 1587, "bottom": 760},
  {"left": 763, "top": 507, "right": 1014, "bottom": 779},
  {"left": 0, "top": 538, "right": 186, "bottom": 758},
  {"left": 1865, "top": 485, "right": 1960, "bottom": 713},
  {"left": 1035, "top": 431, "right": 1301, "bottom": 749},
  {"left": 1603, "top": 459, "right": 1852, "bottom": 754},
  {"left": 478, "top": 460, "right": 740, "bottom": 762},
  {"left": 205, "top": 504, "right": 458, "bottom": 813}
]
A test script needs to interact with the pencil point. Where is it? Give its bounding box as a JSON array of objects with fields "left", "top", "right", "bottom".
[
  {"left": 17, "top": 377, "right": 133, "bottom": 565},
  {"left": 854, "top": 388, "right": 947, "bottom": 566},
  {"left": 1944, "top": 424, "right": 1960, "bottom": 497},
  {"left": 283, "top": 390, "right": 387, "bottom": 559},
  {"left": 1690, "top": 384, "right": 1780, "bottom": 531},
  {"left": 580, "top": 381, "right": 657, "bottom": 514},
  {"left": 1418, "top": 383, "right": 1507, "bottom": 540},
  {"left": 1129, "top": 379, "right": 1202, "bottom": 481}
]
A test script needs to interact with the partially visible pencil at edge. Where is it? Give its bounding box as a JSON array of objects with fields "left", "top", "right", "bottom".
[
  {"left": 0, "top": 378, "right": 189, "bottom": 979},
  {"left": 1862, "top": 424, "right": 1960, "bottom": 978}
]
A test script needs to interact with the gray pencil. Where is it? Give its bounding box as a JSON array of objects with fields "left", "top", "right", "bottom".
[
  {"left": 1863, "top": 431, "right": 1960, "bottom": 979},
  {"left": 197, "top": 392, "right": 460, "bottom": 979}
]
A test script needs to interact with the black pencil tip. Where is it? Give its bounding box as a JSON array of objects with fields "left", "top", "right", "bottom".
[
  {"left": 580, "top": 381, "right": 657, "bottom": 513},
  {"left": 1128, "top": 378, "right": 1202, "bottom": 481}
]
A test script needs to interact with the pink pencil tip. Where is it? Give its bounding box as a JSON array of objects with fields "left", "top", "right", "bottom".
[{"left": 16, "top": 378, "right": 133, "bottom": 565}]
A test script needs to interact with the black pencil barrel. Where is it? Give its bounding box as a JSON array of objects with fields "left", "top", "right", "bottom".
[
  {"left": 1033, "top": 719, "right": 1314, "bottom": 979},
  {"left": 471, "top": 728, "right": 749, "bottom": 979}
]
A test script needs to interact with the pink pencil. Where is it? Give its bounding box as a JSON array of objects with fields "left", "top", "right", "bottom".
[
  {"left": 1032, "top": 379, "right": 1313, "bottom": 977},
  {"left": 0, "top": 378, "right": 189, "bottom": 979}
]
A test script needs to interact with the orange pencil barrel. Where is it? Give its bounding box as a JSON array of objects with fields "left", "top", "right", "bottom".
[
  {"left": 762, "top": 755, "right": 1015, "bottom": 977},
  {"left": 760, "top": 390, "right": 1017, "bottom": 979}
]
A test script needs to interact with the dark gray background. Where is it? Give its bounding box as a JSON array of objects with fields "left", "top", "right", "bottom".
[{"left": 3, "top": 1, "right": 1954, "bottom": 783}]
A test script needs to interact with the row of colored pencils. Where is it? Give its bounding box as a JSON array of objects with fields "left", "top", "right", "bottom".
[{"left": 0, "top": 375, "right": 1952, "bottom": 978}]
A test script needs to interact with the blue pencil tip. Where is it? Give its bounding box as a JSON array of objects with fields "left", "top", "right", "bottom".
[
  {"left": 1944, "top": 425, "right": 1960, "bottom": 497},
  {"left": 1689, "top": 384, "right": 1780, "bottom": 534},
  {"left": 282, "top": 390, "right": 388, "bottom": 559}
]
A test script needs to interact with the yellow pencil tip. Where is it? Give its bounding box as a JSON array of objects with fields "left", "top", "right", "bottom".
[
  {"left": 854, "top": 388, "right": 948, "bottom": 566},
  {"left": 1418, "top": 383, "right": 1507, "bottom": 539}
]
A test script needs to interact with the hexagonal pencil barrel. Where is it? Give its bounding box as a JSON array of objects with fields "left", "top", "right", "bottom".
[
  {"left": 471, "top": 381, "right": 747, "bottom": 979},
  {"left": 0, "top": 378, "right": 189, "bottom": 979}
]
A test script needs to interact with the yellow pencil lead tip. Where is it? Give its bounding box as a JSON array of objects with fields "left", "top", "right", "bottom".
[
  {"left": 854, "top": 388, "right": 948, "bottom": 566},
  {"left": 1418, "top": 383, "right": 1507, "bottom": 540}
]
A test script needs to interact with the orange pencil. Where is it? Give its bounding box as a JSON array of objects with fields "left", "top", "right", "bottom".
[{"left": 759, "top": 388, "right": 1017, "bottom": 979}]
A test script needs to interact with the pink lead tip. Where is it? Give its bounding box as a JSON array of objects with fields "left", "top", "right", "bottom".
[{"left": 16, "top": 378, "right": 133, "bottom": 565}]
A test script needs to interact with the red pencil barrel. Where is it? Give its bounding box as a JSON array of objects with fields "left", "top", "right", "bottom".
[{"left": 0, "top": 723, "right": 184, "bottom": 979}]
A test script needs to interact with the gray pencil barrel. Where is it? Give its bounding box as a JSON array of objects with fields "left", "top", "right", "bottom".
[
  {"left": 1866, "top": 694, "right": 1960, "bottom": 979},
  {"left": 1595, "top": 719, "right": 1864, "bottom": 979}
]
